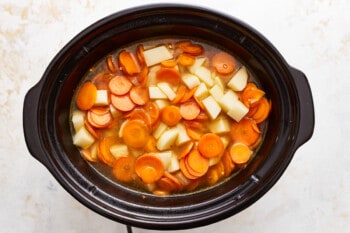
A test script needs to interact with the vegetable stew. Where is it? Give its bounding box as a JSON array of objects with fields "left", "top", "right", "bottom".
[{"left": 70, "top": 38, "right": 271, "bottom": 196}]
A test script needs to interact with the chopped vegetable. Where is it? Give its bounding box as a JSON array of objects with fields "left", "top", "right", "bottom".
[
  {"left": 180, "top": 101, "right": 201, "bottom": 120},
  {"left": 112, "top": 156, "right": 136, "bottom": 183},
  {"left": 108, "top": 76, "right": 132, "bottom": 96},
  {"left": 76, "top": 82, "right": 97, "bottom": 110},
  {"left": 110, "top": 94, "right": 136, "bottom": 112},
  {"left": 198, "top": 133, "right": 224, "bottom": 158},
  {"left": 122, "top": 120, "right": 150, "bottom": 149},
  {"left": 118, "top": 50, "right": 141, "bottom": 75},
  {"left": 212, "top": 52, "right": 237, "bottom": 75},
  {"left": 161, "top": 105, "right": 182, "bottom": 127},
  {"left": 135, "top": 154, "right": 165, "bottom": 183}
]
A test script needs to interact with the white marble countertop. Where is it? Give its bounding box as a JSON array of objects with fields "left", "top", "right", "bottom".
[{"left": 1, "top": 0, "right": 349, "bottom": 232}]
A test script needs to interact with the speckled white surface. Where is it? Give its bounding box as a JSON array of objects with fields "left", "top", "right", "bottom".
[{"left": 1, "top": 0, "right": 349, "bottom": 232}]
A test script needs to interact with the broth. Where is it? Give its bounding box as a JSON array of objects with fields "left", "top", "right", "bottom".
[{"left": 70, "top": 38, "right": 271, "bottom": 196}]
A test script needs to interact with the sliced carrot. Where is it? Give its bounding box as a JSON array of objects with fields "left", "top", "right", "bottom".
[
  {"left": 178, "top": 141, "right": 194, "bottom": 159},
  {"left": 144, "top": 101, "right": 160, "bottom": 125},
  {"left": 138, "top": 66, "right": 149, "bottom": 86},
  {"left": 229, "top": 143, "right": 253, "bottom": 165},
  {"left": 129, "top": 86, "right": 149, "bottom": 105},
  {"left": 108, "top": 75, "right": 132, "bottom": 95},
  {"left": 175, "top": 40, "right": 192, "bottom": 49},
  {"left": 125, "top": 108, "right": 152, "bottom": 128},
  {"left": 171, "top": 84, "right": 187, "bottom": 104},
  {"left": 98, "top": 136, "right": 117, "bottom": 167},
  {"left": 179, "top": 43, "right": 204, "bottom": 56},
  {"left": 135, "top": 153, "right": 164, "bottom": 183},
  {"left": 241, "top": 84, "right": 265, "bottom": 107},
  {"left": 160, "top": 105, "right": 182, "bottom": 127},
  {"left": 136, "top": 44, "right": 146, "bottom": 67},
  {"left": 249, "top": 97, "right": 271, "bottom": 123},
  {"left": 186, "top": 127, "right": 203, "bottom": 141},
  {"left": 144, "top": 136, "right": 158, "bottom": 152},
  {"left": 157, "top": 173, "right": 182, "bottom": 192},
  {"left": 198, "top": 133, "right": 224, "bottom": 158},
  {"left": 106, "top": 55, "right": 118, "bottom": 73},
  {"left": 112, "top": 156, "right": 136, "bottom": 183},
  {"left": 205, "top": 162, "right": 224, "bottom": 185},
  {"left": 230, "top": 118, "right": 261, "bottom": 146},
  {"left": 186, "top": 149, "right": 209, "bottom": 177},
  {"left": 183, "top": 120, "right": 203, "bottom": 130},
  {"left": 163, "top": 172, "right": 183, "bottom": 190},
  {"left": 221, "top": 151, "right": 235, "bottom": 177},
  {"left": 156, "top": 67, "right": 181, "bottom": 86},
  {"left": 110, "top": 94, "right": 136, "bottom": 112},
  {"left": 177, "top": 54, "right": 195, "bottom": 66},
  {"left": 87, "top": 107, "right": 113, "bottom": 129},
  {"left": 118, "top": 50, "right": 141, "bottom": 75},
  {"left": 193, "top": 96, "right": 206, "bottom": 111},
  {"left": 84, "top": 120, "right": 100, "bottom": 139},
  {"left": 122, "top": 120, "right": 150, "bottom": 149},
  {"left": 76, "top": 81, "right": 97, "bottom": 110},
  {"left": 81, "top": 148, "right": 98, "bottom": 162},
  {"left": 211, "top": 52, "right": 237, "bottom": 75},
  {"left": 92, "top": 72, "right": 113, "bottom": 90},
  {"left": 180, "top": 86, "right": 198, "bottom": 103},
  {"left": 195, "top": 112, "right": 209, "bottom": 121},
  {"left": 161, "top": 59, "right": 177, "bottom": 68},
  {"left": 180, "top": 101, "right": 201, "bottom": 120},
  {"left": 179, "top": 158, "right": 198, "bottom": 180}
]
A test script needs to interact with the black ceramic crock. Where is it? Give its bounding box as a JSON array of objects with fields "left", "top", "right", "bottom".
[{"left": 23, "top": 4, "right": 314, "bottom": 230}]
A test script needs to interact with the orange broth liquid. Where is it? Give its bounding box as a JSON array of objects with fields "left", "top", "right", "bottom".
[{"left": 70, "top": 38, "right": 270, "bottom": 196}]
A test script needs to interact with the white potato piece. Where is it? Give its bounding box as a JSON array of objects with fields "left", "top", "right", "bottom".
[
  {"left": 155, "top": 99, "right": 170, "bottom": 109},
  {"left": 149, "top": 86, "right": 168, "bottom": 99},
  {"left": 157, "top": 82, "right": 176, "bottom": 101},
  {"left": 194, "top": 66, "right": 214, "bottom": 87},
  {"left": 188, "top": 57, "right": 207, "bottom": 74},
  {"left": 194, "top": 82, "right": 209, "bottom": 99},
  {"left": 176, "top": 123, "right": 191, "bottom": 146},
  {"left": 208, "top": 115, "right": 231, "bottom": 134},
  {"left": 143, "top": 45, "right": 173, "bottom": 67},
  {"left": 209, "top": 156, "right": 221, "bottom": 167},
  {"left": 73, "top": 126, "right": 95, "bottom": 149},
  {"left": 110, "top": 144, "right": 129, "bottom": 160},
  {"left": 71, "top": 110, "right": 85, "bottom": 131},
  {"left": 182, "top": 73, "right": 200, "bottom": 89},
  {"left": 218, "top": 90, "right": 239, "bottom": 112},
  {"left": 214, "top": 76, "right": 225, "bottom": 90},
  {"left": 94, "top": 90, "right": 109, "bottom": 106},
  {"left": 227, "top": 100, "right": 249, "bottom": 122},
  {"left": 209, "top": 84, "right": 224, "bottom": 102},
  {"left": 168, "top": 154, "right": 180, "bottom": 173},
  {"left": 154, "top": 151, "right": 173, "bottom": 170},
  {"left": 227, "top": 66, "right": 248, "bottom": 91},
  {"left": 153, "top": 122, "right": 168, "bottom": 139},
  {"left": 157, "top": 127, "right": 179, "bottom": 151},
  {"left": 202, "top": 95, "right": 221, "bottom": 120}
]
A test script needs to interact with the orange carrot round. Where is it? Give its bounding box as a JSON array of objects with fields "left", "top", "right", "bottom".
[
  {"left": 108, "top": 75, "right": 132, "bottom": 95},
  {"left": 198, "top": 133, "right": 224, "bottom": 158},
  {"left": 230, "top": 118, "right": 261, "bottom": 146},
  {"left": 161, "top": 59, "right": 178, "bottom": 68},
  {"left": 229, "top": 143, "right": 253, "bottom": 165},
  {"left": 129, "top": 86, "right": 149, "bottom": 105},
  {"left": 112, "top": 156, "right": 136, "bottom": 183},
  {"left": 212, "top": 52, "right": 236, "bottom": 75},
  {"left": 179, "top": 158, "right": 198, "bottom": 180},
  {"left": 106, "top": 55, "right": 118, "bottom": 73},
  {"left": 179, "top": 86, "right": 198, "bottom": 103},
  {"left": 98, "top": 136, "right": 117, "bottom": 167},
  {"left": 177, "top": 54, "right": 195, "bottom": 66},
  {"left": 171, "top": 84, "right": 187, "bottom": 104},
  {"left": 178, "top": 141, "right": 195, "bottom": 159},
  {"left": 180, "top": 101, "right": 201, "bottom": 120},
  {"left": 185, "top": 149, "right": 209, "bottom": 177},
  {"left": 135, "top": 154, "right": 164, "bottom": 183},
  {"left": 76, "top": 81, "right": 97, "bottom": 110},
  {"left": 87, "top": 107, "right": 113, "bottom": 129},
  {"left": 144, "top": 136, "right": 158, "bottom": 152},
  {"left": 118, "top": 50, "right": 141, "bottom": 75},
  {"left": 160, "top": 105, "right": 182, "bottom": 127},
  {"left": 249, "top": 97, "right": 271, "bottom": 123},
  {"left": 111, "top": 94, "right": 136, "bottom": 112},
  {"left": 136, "top": 44, "right": 146, "bottom": 67},
  {"left": 144, "top": 102, "right": 160, "bottom": 125},
  {"left": 122, "top": 120, "right": 150, "bottom": 149},
  {"left": 91, "top": 72, "right": 112, "bottom": 90},
  {"left": 125, "top": 108, "right": 152, "bottom": 128},
  {"left": 221, "top": 151, "right": 235, "bottom": 177},
  {"left": 156, "top": 68, "right": 181, "bottom": 86}
]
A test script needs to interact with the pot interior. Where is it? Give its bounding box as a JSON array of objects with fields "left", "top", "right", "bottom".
[{"left": 39, "top": 5, "right": 298, "bottom": 229}]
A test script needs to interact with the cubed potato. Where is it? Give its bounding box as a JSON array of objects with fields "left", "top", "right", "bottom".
[
  {"left": 149, "top": 86, "right": 168, "bottom": 99},
  {"left": 176, "top": 123, "right": 191, "bottom": 146},
  {"left": 226, "top": 100, "right": 249, "bottom": 122},
  {"left": 110, "top": 144, "right": 129, "bottom": 160},
  {"left": 194, "top": 66, "right": 214, "bottom": 87},
  {"left": 73, "top": 126, "right": 95, "bottom": 149},
  {"left": 168, "top": 154, "right": 180, "bottom": 173},
  {"left": 157, "top": 127, "right": 179, "bottom": 151},
  {"left": 218, "top": 90, "right": 239, "bottom": 112},
  {"left": 143, "top": 45, "right": 173, "bottom": 67},
  {"left": 202, "top": 95, "right": 221, "bottom": 120},
  {"left": 209, "top": 84, "right": 224, "bottom": 102},
  {"left": 155, "top": 99, "right": 170, "bottom": 109},
  {"left": 157, "top": 82, "right": 177, "bottom": 101},
  {"left": 188, "top": 57, "right": 207, "bottom": 74},
  {"left": 94, "top": 90, "right": 109, "bottom": 106},
  {"left": 154, "top": 151, "right": 173, "bottom": 170},
  {"left": 227, "top": 66, "right": 248, "bottom": 91},
  {"left": 208, "top": 115, "right": 231, "bottom": 134},
  {"left": 153, "top": 122, "right": 168, "bottom": 139},
  {"left": 71, "top": 110, "right": 85, "bottom": 132},
  {"left": 182, "top": 73, "right": 200, "bottom": 89},
  {"left": 194, "top": 82, "right": 209, "bottom": 99}
]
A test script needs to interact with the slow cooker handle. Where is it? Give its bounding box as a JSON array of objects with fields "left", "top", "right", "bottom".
[
  {"left": 23, "top": 82, "right": 51, "bottom": 168},
  {"left": 289, "top": 67, "right": 315, "bottom": 150}
]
